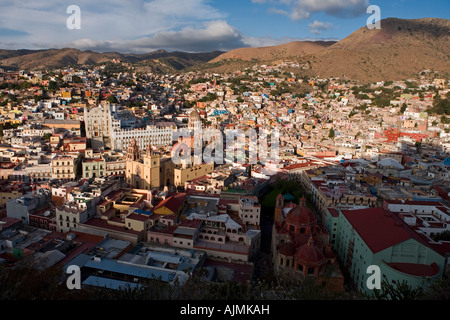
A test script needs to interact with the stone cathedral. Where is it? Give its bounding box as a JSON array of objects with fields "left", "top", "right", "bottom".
[{"left": 125, "top": 138, "right": 160, "bottom": 190}]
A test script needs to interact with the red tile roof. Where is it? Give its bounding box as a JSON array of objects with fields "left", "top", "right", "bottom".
[
  {"left": 342, "top": 207, "right": 413, "bottom": 253},
  {"left": 127, "top": 212, "right": 151, "bottom": 222},
  {"left": 154, "top": 193, "right": 186, "bottom": 213},
  {"left": 385, "top": 261, "right": 439, "bottom": 277},
  {"left": 327, "top": 208, "right": 339, "bottom": 218}
]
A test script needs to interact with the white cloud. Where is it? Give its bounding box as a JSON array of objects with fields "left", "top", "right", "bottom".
[
  {"left": 65, "top": 20, "right": 244, "bottom": 53},
  {"left": 241, "top": 35, "right": 337, "bottom": 47},
  {"left": 297, "top": 0, "right": 370, "bottom": 17},
  {"left": 256, "top": 0, "right": 370, "bottom": 21},
  {"left": 65, "top": 21, "right": 337, "bottom": 53},
  {"left": 308, "top": 20, "right": 334, "bottom": 34},
  {"left": 0, "top": 0, "right": 226, "bottom": 50},
  {"left": 267, "top": 8, "right": 290, "bottom": 16}
]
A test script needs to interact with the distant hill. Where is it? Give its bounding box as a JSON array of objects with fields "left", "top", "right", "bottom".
[
  {"left": 308, "top": 18, "right": 450, "bottom": 82},
  {"left": 209, "top": 41, "right": 335, "bottom": 63},
  {"left": 0, "top": 48, "right": 224, "bottom": 73},
  {"left": 1, "top": 17, "right": 448, "bottom": 82}
]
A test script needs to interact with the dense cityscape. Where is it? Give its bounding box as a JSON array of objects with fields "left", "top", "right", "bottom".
[
  {"left": 0, "top": 56, "right": 449, "bottom": 301},
  {"left": 0, "top": 2, "right": 449, "bottom": 306}
]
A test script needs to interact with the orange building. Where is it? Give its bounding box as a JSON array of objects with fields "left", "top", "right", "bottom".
[{"left": 272, "top": 194, "right": 344, "bottom": 292}]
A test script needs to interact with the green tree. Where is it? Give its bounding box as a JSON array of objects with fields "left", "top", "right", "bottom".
[
  {"left": 72, "top": 75, "right": 83, "bottom": 83},
  {"left": 42, "top": 133, "right": 52, "bottom": 141},
  {"left": 399, "top": 103, "right": 407, "bottom": 114},
  {"left": 329, "top": 127, "right": 335, "bottom": 139},
  {"left": 107, "top": 95, "right": 119, "bottom": 103},
  {"left": 373, "top": 279, "right": 425, "bottom": 300}
]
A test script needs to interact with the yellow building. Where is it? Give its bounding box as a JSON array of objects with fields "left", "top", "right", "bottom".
[
  {"left": 174, "top": 162, "right": 214, "bottom": 187},
  {"left": 125, "top": 139, "right": 160, "bottom": 190},
  {"left": 61, "top": 90, "right": 72, "bottom": 99},
  {"left": 0, "top": 187, "right": 25, "bottom": 208},
  {"left": 153, "top": 193, "right": 187, "bottom": 216},
  {"left": 51, "top": 155, "right": 78, "bottom": 180}
]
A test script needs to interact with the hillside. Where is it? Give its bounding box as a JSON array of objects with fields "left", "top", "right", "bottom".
[
  {"left": 0, "top": 48, "right": 224, "bottom": 73},
  {"left": 1, "top": 18, "right": 448, "bottom": 81},
  {"left": 210, "top": 41, "right": 335, "bottom": 63},
  {"left": 308, "top": 18, "right": 450, "bottom": 82}
]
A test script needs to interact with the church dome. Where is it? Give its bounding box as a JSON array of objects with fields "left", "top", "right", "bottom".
[
  {"left": 278, "top": 242, "right": 295, "bottom": 256},
  {"left": 189, "top": 109, "right": 201, "bottom": 122},
  {"left": 286, "top": 197, "right": 317, "bottom": 227},
  {"left": 292, "top": 233, "right": 310, "bottom": 248},
  {"left": 295, "top": 236, "right": 327, "bottom": 266}
]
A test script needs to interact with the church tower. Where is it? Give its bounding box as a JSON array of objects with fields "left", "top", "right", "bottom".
[
  {"left": 274, "top": 194, "right": 285, "bottom": 227},
  {"left": 126, "top": 140, "right": 161, "bottom": 190},
  {"left": 127, "top": 138, "right": 140, "bottom": 162},
  {"left": 142, "top": 143, "right": 160, "bottom": 189}
]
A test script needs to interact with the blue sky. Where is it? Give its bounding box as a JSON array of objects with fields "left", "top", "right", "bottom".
[{"left": 0, "top": 0, "right": 448, "bottom": 52}]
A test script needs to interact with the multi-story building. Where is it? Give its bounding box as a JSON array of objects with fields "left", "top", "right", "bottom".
[
  {"left": 6, "top": 191, "right": 49, "bottom": 225},
  {"left": 148, "top": 212, "right": 261, "bottom": 263},
  {"left": 51, "top": 155, "right": 81, "bottom": 180},
  {"left": 56, "top": 202, "right": 93, "bottom": 233},
  {"left": 84, "top": 103, "right": 116, "bottom": 149},
  {"left": 84, "top": 103, "right": 173, "bottom": 151},
  {"left": 111, "top": 125, "right": 173, "bottom": 151},
  {"left": 24, "top": 164, "right": 53, "bottom": 183},
  {"left": 0, "top": 181, "right": 31, "bottom": 208},
  {"left": 238, "top": 196, "right": 261, "bottom": 227},
  {"left": 333, "top": 207, "right": 446, "bottom": 295},
  {"left": 174, "top": 162, "right": 214, "bottom": 187},
  {"left": 82, "top": 158, "right": 106, "bottom": 179}
]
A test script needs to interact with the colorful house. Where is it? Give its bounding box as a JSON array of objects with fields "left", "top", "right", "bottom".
[{"left": 153, "top": 193, "right": 187, "bottom": 216}]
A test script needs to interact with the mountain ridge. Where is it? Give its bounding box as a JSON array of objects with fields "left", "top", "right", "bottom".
[
  {"left": 0, "top": 17, "right": 449, "bottom": 82},
  {"left": 0, "top": 48, "right": 225, "bottom": 73}
]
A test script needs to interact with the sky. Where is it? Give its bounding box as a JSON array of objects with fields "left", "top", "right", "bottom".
[{"left": 0, "top": 0, "right": 448, "bottom": 53}]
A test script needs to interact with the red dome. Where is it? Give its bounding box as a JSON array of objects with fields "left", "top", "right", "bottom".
[
  {"left": 295, "top": 237, "right": 327, "bottom": 266},
  {"left": 286, "top": 203, "right": 317, "bottom": 227},
  {"left": 278, "top": 242, "right": 295, "bottom": 256},
  {"left": 292, "top": 233, "right": 310, "bottom": 248}
]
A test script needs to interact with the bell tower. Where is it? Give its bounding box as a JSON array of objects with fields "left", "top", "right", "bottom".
[
  {"left": 127, "top": 138, "right": 140, "bottom": 162},
  {"left": 142, "top": 143, "right": 160, "bottom": 189},
  {"left": 274, "top": 194, "right": 285, "bottom": 226}
]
